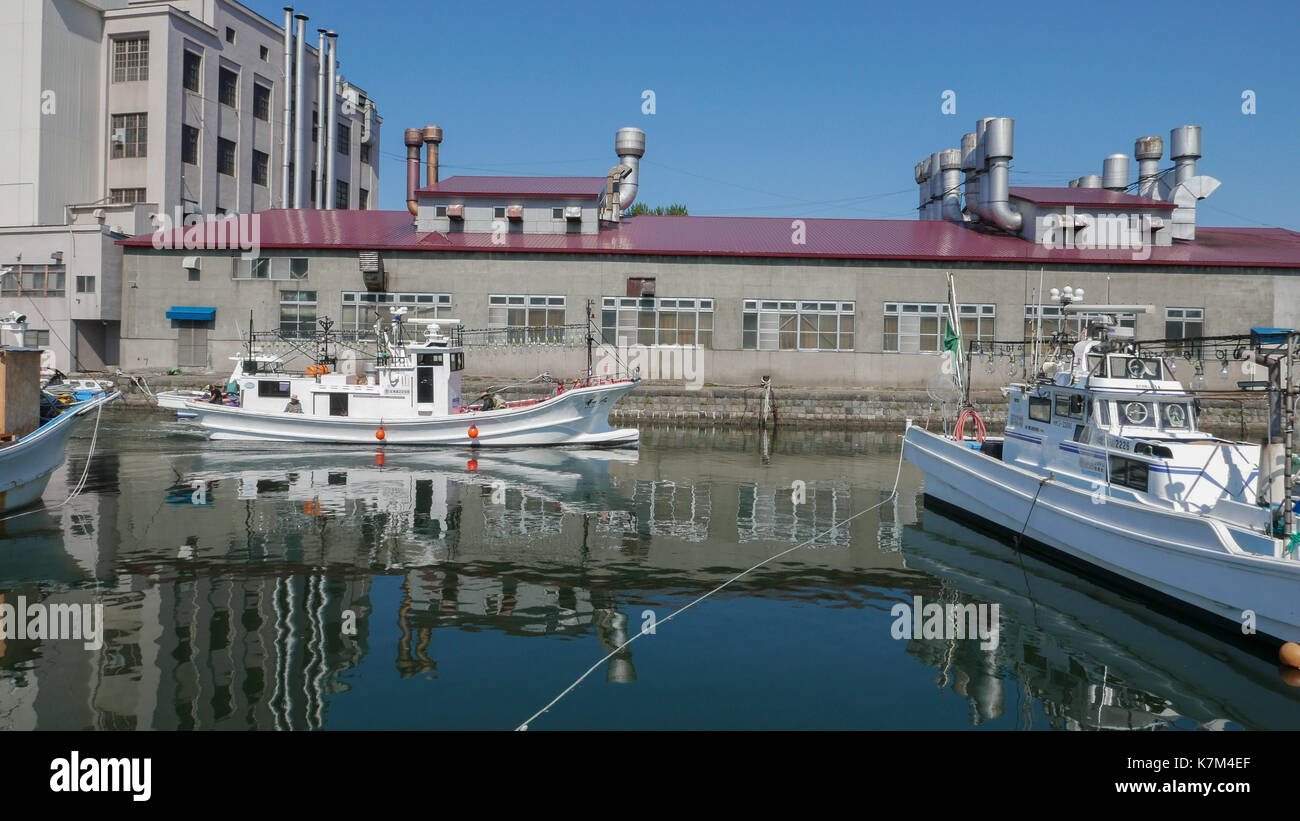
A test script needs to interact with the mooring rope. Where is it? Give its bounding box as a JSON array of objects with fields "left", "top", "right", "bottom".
[{"left": 514, "top": 440, "right": 909, "bottom": 731}]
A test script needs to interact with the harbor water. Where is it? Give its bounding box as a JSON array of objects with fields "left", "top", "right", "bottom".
[{"left": 1, "top": 408, "right": 1298, "bottom": 730}]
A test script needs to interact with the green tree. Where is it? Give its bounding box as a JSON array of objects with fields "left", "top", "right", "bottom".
[{"left": 625, "top": 203, "right": 689, "bottom": 216}]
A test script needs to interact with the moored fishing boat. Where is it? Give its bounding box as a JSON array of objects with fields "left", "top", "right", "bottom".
[
  {"left": 903, "top": 298, "right": 1300, "bottom": 648},
  {"left": 183, "top": 313, "right": 640, "bottom": 446}
]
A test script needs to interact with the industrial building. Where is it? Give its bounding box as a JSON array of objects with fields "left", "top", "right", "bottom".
[
  {"left": 117, "top": 117, "right": 1300, "bottom": 389},
  {"left": 0, "top": 0, "right": 381, "bottom": 370}
]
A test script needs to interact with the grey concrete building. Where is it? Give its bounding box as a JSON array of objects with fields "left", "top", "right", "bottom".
[{"left": 115, "top": 122, "right": 1300, "bottom": 389}]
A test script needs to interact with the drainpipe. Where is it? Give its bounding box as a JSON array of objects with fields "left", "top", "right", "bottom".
[
  {"left": 981, "top": 117, "right": 1022, "bottom": 233},
  {"left": 281, "top": 8, "right": 294, "bottom": 207},
  {"left": 292, "top": 13, "right": 307, "bottom": 208},
  {"left": 314, "top": 29, "right": 326, "bottom": 208},
  {"left": 325, "top": 31, "right": 338, "bottom": 208},
  {"left": 404, "top": 128, "right": 422, "bottom": 218}
]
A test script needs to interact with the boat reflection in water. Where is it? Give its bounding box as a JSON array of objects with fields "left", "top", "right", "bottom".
[{"left": 899, "top": 492, "right": 1300, "bottom": 730}]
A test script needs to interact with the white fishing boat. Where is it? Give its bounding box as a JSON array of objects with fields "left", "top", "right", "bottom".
[
  {"left": 182, "top": 314, "right": 641, "bottom": 446},
  {"left": 153, "top": 349, "right": 286, "bottom": 414},
  {"left": 903, "top": 296, "right": 1300, "bottom": 647}
]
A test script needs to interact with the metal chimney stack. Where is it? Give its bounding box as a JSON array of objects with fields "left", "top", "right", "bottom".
[
  {"left": 614, "top": 127, "right": 645, "bottom": 213},
  {"left": 1170, "top": 125, "right": 1202, "bottom": 185},
  {"left": 928, "top": 151, "right": 944, "bottom": 219},
  {"left": 314, "top": 28, "right": 327, "bottom": 208},
  {"left": 939, "top": 148, "right": 963, "bottom": 221},
  {"left": 981, "top": 117, "right": 1022, "bottom": 232},
  {"left": 280, "top": 8, "right": 294, "bottom": 207},
  {"left": 1102, "top": 153, "right": 1130, "bottom": 192},
  {"left": 960, "top": 132, "right": 979, "bottom": 222},
  {"left": 324, "top": 31, "right": 338, "bottom": 208},
  {"left": 404, "top": 128, "right": 422, "bottom": 218},
  {"left": 292, "top": 13, "right": 307, "bottom": 208},
  {"left": 915, "top": 158, "right": 930, "bottom": 219},
  {"left": 423, "top": 125, "right": 443, "bottom": 186},
  {"left": 1078, "top": 174, "right": 1102, "bottom": 188},
  {"left": 1134, "top": 136, "right": 1164, "bottom": 199}
]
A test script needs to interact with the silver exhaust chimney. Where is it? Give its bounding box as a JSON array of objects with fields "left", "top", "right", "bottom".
[
  {"left": 325, "top": 31, "right": 339, "bottom": 208},
  {"left": 928, "top": 151, "right": 944, "bottom": 219},
  {"left": 1134, "top": 136, "right": 1163, "bottom": 199},
  {"left": 981, "top": 117, "right": 1022, "bottom": 233},
  {"left": 314, "top": 28, "right": 326, "bottom": 208},
  {"left": 1170, "top": 125, "right": 1201, "bottom": 185},
  {"left": 404, "top": 128, "right": 422, "bottom": 218},
  {"left": 281, "top": 8, "right": 293, "bottom": 207},
  {"left": 914, "top": 158, "right": 930, "bottom": 219},
  {"left": 973, "top": 117, "right": 994, "bottom": 220},
  {"left": 1068, "top": 178, "right": 1081, "bottom": 188},
  {"left": 960, "top": 132, "right": 979, "bottom": 222},
  {"left": 423, "top": 125, "right": 442, "bottom": 186},
  {"left": 940, "top": 148, "right": 963, "bottom": 221},
  {"left": 1102, "top": 153, "right": 1129, "bottom": 192},
  {"left": 1078, "top": 174, "right": 1102, "bottom": 188},
  {"left": 614, "top": 127, "right": 645, "bottom": 212},
  {"left": 292, "top": 13, "right": 307, "bottom": 208}
]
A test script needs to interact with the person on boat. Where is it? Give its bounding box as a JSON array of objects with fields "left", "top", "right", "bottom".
[
  {"left": 476, "top": 391, "right": 506, "bottom": 411},
  {"left": 208, "top": 388, "right": 224, "bottom": 404},
  {"left": 284, "top": 395, "right": 303, "bottom": 413}
]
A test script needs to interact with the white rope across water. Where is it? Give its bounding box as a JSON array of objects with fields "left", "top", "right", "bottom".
[{"left": 514, "top": 440, "right": 910, "bottom": 731}]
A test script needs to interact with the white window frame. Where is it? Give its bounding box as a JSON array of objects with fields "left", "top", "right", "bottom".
[
  {"left": 341, "top": 292, "right": 452, "bottom": 339},
  {"left": 488, "top": 294, "right": 568, "bottom": 344},
  {"left": 744, "top": 299, "right": 854, "bottom": 352},
  {"left": 884, "top": 302, "right": 993, "bottom": 353},
  {"left": 279, "top": 290, "right": 317, "bottom": 338},
  {"left": 112, "top": 36, "right": 149, "bottom": 83},
  {"left": 1025, "top": 304, "right": 1133, "bottom": 340},
  {"left": 602, "top": 297, "right": 715, "bottom": 348}
]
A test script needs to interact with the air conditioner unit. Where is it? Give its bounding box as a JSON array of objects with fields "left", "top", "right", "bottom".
[
  {"left": 563, "top": 206, "right": 583, "bottom": 220},
  {"left": 506, "top": 204, "right": 523, "bottom": 220},
  {"left": 359, "top": 250, "right": 385, "bottom": 292},
  {"left": 446, "top": 204, "right": 464, "bottom": 219},
  {"left": 182, "top": 256, "right": 200, "bottom": 269},
  {"left": 112, "top": 128, "right": 126, "bottom": 144}
]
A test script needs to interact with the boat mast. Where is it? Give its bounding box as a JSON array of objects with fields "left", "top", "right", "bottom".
[
  {"left": 1287, "top": 330, "right": 1296, "bottom": 544},
  {"left": 586, "top": 298, "right": 594, "bottom": 384}
]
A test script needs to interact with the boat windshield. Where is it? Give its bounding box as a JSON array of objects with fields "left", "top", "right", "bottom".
[{"left": 1110, "top": 399, "right": 1194, "bottom": 431}]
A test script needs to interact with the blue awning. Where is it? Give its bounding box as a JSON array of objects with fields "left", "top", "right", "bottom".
[{"left": 166, "top": 306, "right": 216, "bottom": 321}]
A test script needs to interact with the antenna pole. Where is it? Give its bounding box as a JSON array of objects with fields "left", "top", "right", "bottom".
[{"left": 586, "top": 298, "right": 594, "bottom": 384}]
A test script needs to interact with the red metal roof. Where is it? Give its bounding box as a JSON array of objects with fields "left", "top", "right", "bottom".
[
  {"left": 415, "top": 176, "right": 606, "bottom": 199},
  {"left": 1009, "top": 186, "right": 1176, "bottom": 209},
  {"left": 118, "top": 209, "right": 1300, "bottom": 269}
]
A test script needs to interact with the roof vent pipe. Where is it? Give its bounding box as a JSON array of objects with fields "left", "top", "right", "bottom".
[
  {"left": 1068, "top": 178, "right": 1081, "bottom": 188},
  {"left": 314, "top": 28, "right": 327, "bottom": 208},
  {"left": 1078, "top": 174, "right": 1102, "bottom": 189},
  {"left": 404, "top": 128, "right": 422, "bottom": 218},
  {"left": 960, "top": 132, "right": 979, "bottom": 222},
  {"left": 981, "top": 117, "right": 1022, "bottom": 233},
  {"left": 1102, "top": 153, "right": 1129, "bottom": 192},
  {"left": 939, "top": 148, "right": 964, "bottom": 221},
  {"left": 614, "top": 127, "right": 645, "bottom": 212},
  {"left": 1170, "top": 125, "right": 1201, "bottom": 185},
  {"left": 324, "top": 31, "right": 338, "bottom": 209},
  {"left": 1134, "top": 136, "right": 1164, "bottom": 199},
  {"left": 915, "top": 158, "right": 931, "bottom": 219},
  {"left": 973, "top": 117, "right": 994, "bottom": 220},
  {"left": 280, "top": 8, "right": 294, "bottom": 207},
  {"left": 928, "top": 151, "right": 945, "bottom": 219},
  {"left": 291, "top": 13, "right": 308, "bottom": 208},
  {"left": 423, "top": 125, "right": 443, "bottom": 187}
]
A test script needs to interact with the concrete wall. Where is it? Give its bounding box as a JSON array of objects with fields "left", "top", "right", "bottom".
[{"left": 117, "top": 244, "right": 1300, "bottom": 388}]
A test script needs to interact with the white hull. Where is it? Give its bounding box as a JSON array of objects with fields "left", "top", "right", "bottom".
[
  {"left": 155, "top": 389, "right": 205, "bottom": 411},
  {"left": 904, "top": 426, "right": 1300, "bottom": 644},
  {"left": 187, "top": 380, "right": 641, "bottom": 446},
  {"left": 0, "top": 392, "right": 119, "bottom": 514}
]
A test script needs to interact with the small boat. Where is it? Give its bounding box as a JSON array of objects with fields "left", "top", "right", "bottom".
[
  {"left": 904, "top": 303, "right": 1300, "bottom": 646},
  {"left": 153, "top": 349, "right": 286, "bottom": 416},
  {"left": 182, "top": 316, "right": 641, "bottom": 446}
]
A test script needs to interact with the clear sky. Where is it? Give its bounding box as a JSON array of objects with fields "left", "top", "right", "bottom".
[{"left": 248, "top": 0, "right": 1299, "bottom": 229}]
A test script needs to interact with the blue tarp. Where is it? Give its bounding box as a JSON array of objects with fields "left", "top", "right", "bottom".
[{"left": 166, "top": 306, "right": 216, "bottom": 321}]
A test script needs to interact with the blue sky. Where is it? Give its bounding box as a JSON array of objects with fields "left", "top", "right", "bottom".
[{"left": 249, "top": 0, "right": 1299, "bottom": 228}]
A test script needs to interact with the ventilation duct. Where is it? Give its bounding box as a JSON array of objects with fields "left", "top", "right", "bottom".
[
  {"left": 324, "top": 31, "right": 338, "bottom": 209},
  {"left": 1134, "top": 136, "right": 1163, "bottom": 199},
  {"left": 914, "top": 158, "right": 930, "bottom": 219},
  {"left": 314, "top": 28, "right": 327, "bottom": 208},
  {"left": 973, "top": 117, "right": 994, "bottom": 220},
  {"left": 1102, "top": 154, "right": 1129, "bottom": 192},
  {"left": 280, "top": 8, "right": 294, "bottom": 206},
  {"left": 1077, "top": 174, "right": 1102, "bottom": 188},
  {"left": 423, "top": 125, "right": 442, "bottom": 186},
  {"left": 292, "top": 13, "right": 307, "bottom": 208},
  {"left": 980, "top": 117, "right": 1022, "bottom": 233},
  {"left": 928, "top": 151, "right": 944, "bottom": 219},
  {"left": 960, "top": 132, "right": 979, "bottom": 222},
  {"left": 614, "top": 127, "right": 645, "bottom": 212},
  {"left": 1170, "top": 125, "right": 1201, "bottom": 185},
  {"left": 404, "top": 128, "right": 422, "bottom": 218},
  {"left": 940, "top": 148, "right": 964, "bottom": 221}
]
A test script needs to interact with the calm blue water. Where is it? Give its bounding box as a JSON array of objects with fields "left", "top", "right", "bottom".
[{"left": 1, "top": 409, "right": 1297, "bottom": 730}]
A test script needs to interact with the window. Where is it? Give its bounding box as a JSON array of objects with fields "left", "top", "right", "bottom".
[
  {"left": 488, "top": 295, "right": 567, "bottom": 344},
  {"left": 493, "top": 206, "right": 507, "bottom": 219},
  {"left": 259, "top": 45, "right": 269, "bottom": 61},
  {"left": 450, "top": 352, "right": 464, "bottom": 372},
  {"left": 328, "top": 393, "right": 349, "bottom": 417},
  {"left": 341, "top": 292, "right": 452, "bottom": 338},
  {"left": 743, "top": 300, "right": 853, "bottom": 351},
  {"left": 552, "top": 207, "right": 564, "bottom": 220},
  {"left": 1, "top": 265, "right": 65, "bottom": 297},
  {"left": 182, "top": 124, "right": 199, "bottom": 165},
  {"left": 435, "top": 206, "right": 448, "bottom": 218},
  {"left": 187, "top": 267, "right": 200, "bottom": 282},
  {"left": 218, "top": 68, "right": 238, "bottom": 107},
  {"left": 109, "top": 188, "right": 147, "bottom": 204},
  {"left": 1054, "top": 393, "right": 1084, "bottom": 420},
  {"left": 336, "top": 123, "right": 350, "bottom": 155},
  {"left": 290, "top": 258, "right": 308, "bottom": 279},
  {"left": 884, "top": 303, "right": 989, "bottom": 353},
  {"left": 359, "top": 188, "right": 369, "bottom": 210},
  {"left": 183, "top": 51, "right": 201, "bottom": 92},
  {"left": 21, "top": 330, "right": 50, "bottom": 348},
  {"left": 225, "top": 27, "right": 236, "bottom": 44},
  {"left": 252, "top": 150, "right": 269, "bottom": 186},
  {"left": 217, "top": 138, "right": 236, "bottom": 176},
  {"left": 253, "top": 84, "right": 271, "bottom": 121},
  {"left": 110, "top": 113, "right": 147, "bottom": 158},
  {"left": 602, "top": 297, "right": 715, "bottom": 348},
  {"left": 112, "top": 37, "right": 148, "bottom": 82},
  {"left": 75, "top": 276, "right": 95, "bottom": 294},
  {"left": 1027, "top": 395, "right": 1051, "bottom": 423},
  {"left": 1118, "top": 400, "right": 1157, "bottom": 427},
  {"left": 1109, "top": 455, "right": 1149, "bottom": 493},
  {"left": 1165, "top": 307, "right": 1204, "bottom": 357},
  {"left": 258, "top": 380, "right": 291, "bottom": 398},
  {"left": 334, "top": 180, "right": 349, "bottom": 210},
  {"left": 1025, "top": 305, "right": 1134, "bottom": 340},
  {"left": 360, "top": 144, "right": 370, "bottom": 164},
  {"left": 279, "top": 290, "right": 317, "bottom": 337},
  {"left": 249, "top": 257, "right": 270, "bottom": 279},
  {"left": 312, "top": 111, "right": 318, "bottom": 143}
]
